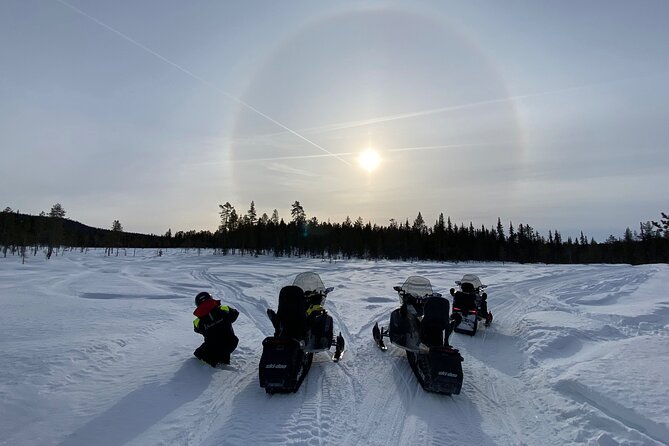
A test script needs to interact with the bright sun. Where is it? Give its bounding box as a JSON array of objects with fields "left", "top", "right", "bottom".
[{"left": 358, "top": 148, "right": 381, "bottom": 172}]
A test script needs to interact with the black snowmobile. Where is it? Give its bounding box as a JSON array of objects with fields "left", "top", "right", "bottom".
[
  {"left": 259, "top": 272, "right": 345, "bottom": 394},
  {"left": 450, "top": 274, "right": 493, "bottom": 336},
  {"left": 372, "top": 276, "right": 464, "bottom": 395}
]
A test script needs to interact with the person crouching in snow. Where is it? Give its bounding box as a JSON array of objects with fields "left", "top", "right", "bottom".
[{"left": 193, "top": 291, "right": 239, "bottom": 367}]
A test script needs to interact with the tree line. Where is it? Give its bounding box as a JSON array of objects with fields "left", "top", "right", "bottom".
[
  {"left": 0, "top": 204, "right": 164, "bottom": 260},
  {"left": 1, "top": 203, "right": 668, "bottom": 264}
]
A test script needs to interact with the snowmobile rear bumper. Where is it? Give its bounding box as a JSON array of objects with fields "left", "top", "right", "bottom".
[
  {"left": 259, "top": 336, "right": 313, "bottom": 393},
  {"left": 453, "top": 311, "right": 478, "bottom": 336},
  {"left": 407, "top": 347, "right": 464, "bottom": 395}
]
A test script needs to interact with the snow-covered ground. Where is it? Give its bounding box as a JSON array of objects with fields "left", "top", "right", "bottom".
[{"left": 1, "top": 250, "right": 667, "bottom": 446}]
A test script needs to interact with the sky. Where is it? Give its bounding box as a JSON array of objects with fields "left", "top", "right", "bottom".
[{"left": 1, "top": 0, "right": 668, "bottom": 241}]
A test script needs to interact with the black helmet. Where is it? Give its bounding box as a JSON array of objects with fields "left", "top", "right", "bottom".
[{"left": 195, "top": 291, "right": 212, "bottom": 306}]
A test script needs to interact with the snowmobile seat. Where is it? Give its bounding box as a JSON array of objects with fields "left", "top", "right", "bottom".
[
  {"left": 420, "top": 297, "right": 451, "bottom": 347},
  {"left": 276, "top": 285, "right": 308, "bottom": 340}
]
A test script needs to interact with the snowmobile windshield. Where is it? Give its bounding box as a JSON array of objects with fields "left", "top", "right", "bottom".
[
  {"left": 400, "top": 276, "right": 433, "bottom": 299},
  {"left": 293, "top": 272, "right": 326, "bottom": 295},
  {"left": 457, "top": 274, "right": 484, "bottom": 290}
]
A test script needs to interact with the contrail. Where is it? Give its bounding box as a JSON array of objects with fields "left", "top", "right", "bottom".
[
  {"left": 232, "top": 69, "right": 669, "bottom": 141},
  {"left": 233, "top": 152, "right": 355, "bottom": 163},
  {"left": 221, "top": 90, "right": 557, "bottom": 142},
  {"left": 54, "top": 0, "right": 352, "bottom": 166},
  {"left": 388, "top": 142, "right": 503, "bottom": 153},
  {"left": 207, "top": 142, "right": 500, "bottom": 164}
]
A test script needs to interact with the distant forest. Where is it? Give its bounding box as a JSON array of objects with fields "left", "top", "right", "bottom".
[{"left": 1, "top": 203, "right": 668, "bottom": 265}]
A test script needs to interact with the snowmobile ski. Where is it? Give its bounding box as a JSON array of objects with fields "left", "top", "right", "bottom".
[
  {"left": 372, "top": 322, "right": 388, "bottom": 351},
  {"left": 332, "top": 332, "right": 345, "bottom": 361}
]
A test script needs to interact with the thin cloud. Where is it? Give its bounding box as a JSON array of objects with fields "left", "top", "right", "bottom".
[
  {"left": 264, "top": 162, "right": 321, "bottom": 177},
  {"left": 54, "top": 0, "right": 351, "bottom": 166},
  {"left": 231, "top": 70, "right": 669, "bottom": 143}
]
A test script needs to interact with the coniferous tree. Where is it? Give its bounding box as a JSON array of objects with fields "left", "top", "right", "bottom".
[
  {"left": 624, "top": 227, "right": 634, "bottom": 242},
  {"left": 412, "top": 212, "right": 426, "bottom": 233},
  {"left": 652, "top": 212, "right": 669, "bottom": 237},
  {"left": 246, "top": 201, "right": 257, "bottom": 225},
  {"left": 49, "top": 203, "right": 66, "bottom": 218},
  {"left": 496, "top": 218, "right": 505, "bottom": 241},
  {"left": 218, "top": 202, "right": 235, "bottom": 231},
  {"left": 508, "top": 222, "right": 516, "bottom": 243},
  {"left": 435, "top": 213, "right": 445, "bottom": 233},
  {"left": 291, "top": 201, "right": 306, "bottom": 225},
  {"left": 228, "top": 209, "right": 239, "bottom": 231},
  {"left": 107, "top": 220, "right": 124, "bottom": 255}
]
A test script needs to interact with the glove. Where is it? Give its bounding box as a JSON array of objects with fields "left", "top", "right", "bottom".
[
  {"left": 449, "top": 288, "right": 456, "bottom": 296},
  {"left": 450, "top": 312, "right": 462, "bottom": 325}
]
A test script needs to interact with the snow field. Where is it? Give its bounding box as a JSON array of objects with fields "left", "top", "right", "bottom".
[{"left": 1, "top": 250, "right": 667, "bottom": 445}]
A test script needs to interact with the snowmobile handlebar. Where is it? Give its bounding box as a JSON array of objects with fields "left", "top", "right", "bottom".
[
  {"left": 394, "top": 288, "right": 442, "bottom": 304},
  {"left": 450, "top": 287, "right": 487, "bottom": 300},
  {"left": 304, "top": 286, "right": 333, "bottom": 299}
]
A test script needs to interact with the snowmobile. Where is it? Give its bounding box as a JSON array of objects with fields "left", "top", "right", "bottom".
[
  {"left": 372, "top": 276, "right": 464, "bottom": 395},
  {"left": 259, "top": 272, "right": 345, "bottom": 394},
  {"left": 450, "top": 274, "right": 493, "bottom": 336}
]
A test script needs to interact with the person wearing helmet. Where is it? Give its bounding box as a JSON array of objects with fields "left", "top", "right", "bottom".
[{"left": 193, "top": 291, "right": 239, "bottom": 367}]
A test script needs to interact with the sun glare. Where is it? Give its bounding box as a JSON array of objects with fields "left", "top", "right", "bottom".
[{"left": 358, "top": 148, "right": 381, "bottom": 172}]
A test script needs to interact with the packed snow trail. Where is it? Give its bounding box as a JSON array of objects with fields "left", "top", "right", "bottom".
[{"left": 0, "top": 250, "right": 667, "bottom": 445}]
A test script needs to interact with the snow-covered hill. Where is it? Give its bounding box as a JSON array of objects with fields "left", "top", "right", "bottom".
[{"left": 1, "top": 250, "right": 667, "bottom": 445}]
